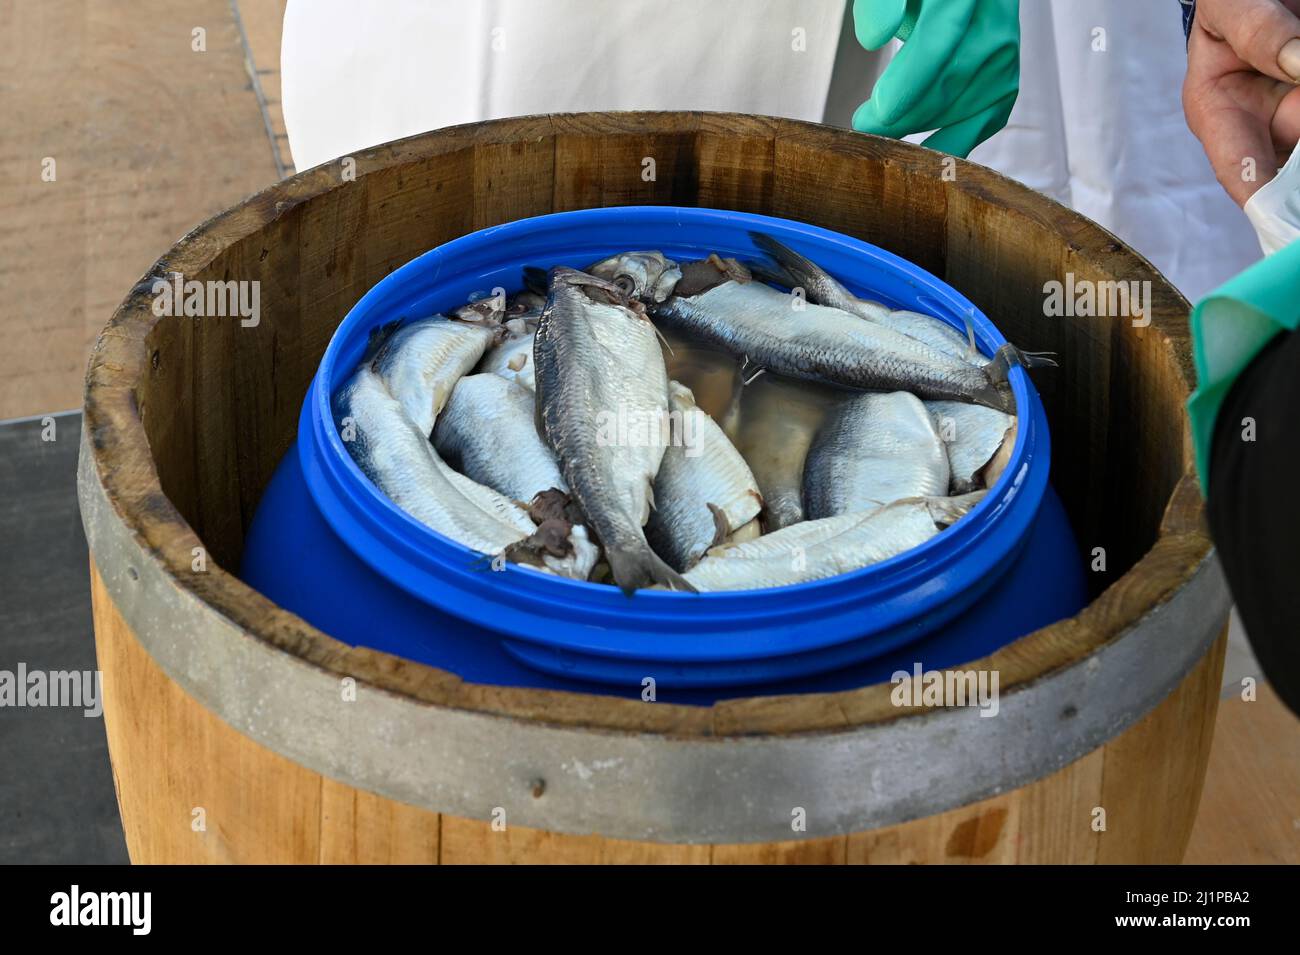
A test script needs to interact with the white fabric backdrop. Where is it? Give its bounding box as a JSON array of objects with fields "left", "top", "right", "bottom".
[{"left": 282, "top": 0, "right": 1262, "bottom": 300}]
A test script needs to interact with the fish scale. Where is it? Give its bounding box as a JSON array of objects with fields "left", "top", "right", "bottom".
[
  {"left": 534, "top": 269, "right": 695, "bottom": 593},
  {"left": 652, "top": 280, "right": 1008, "bottom": 409},
  {"left": 684, "top": 492, "right": 986, "bottom": 591},
  {"left": 370, "top": 315, "right": 495, "bottom": 436},
  {"left": 434, "top": 373, "right": 567, "bottom": 504},
  {"left": 645, "top": 381, "right": 764, "bottom": 571},
  {"left": 804, "top": 391, "right": 950, "bottom": 518},
  {"left": 342, "top": 335, "right": 596, "bottom": 580}
]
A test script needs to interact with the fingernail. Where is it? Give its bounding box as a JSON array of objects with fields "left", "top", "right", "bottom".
[{"left": 1280, "top": 38, "right": 1300, "bottom": 82}]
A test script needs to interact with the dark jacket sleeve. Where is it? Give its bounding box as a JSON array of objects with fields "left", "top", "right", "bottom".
[
  {"left": 1207, "top": 326, "right": 1300, "bottom": 718},
  {"left": 1181, "top": 0, "right": 1196, "bottom": 41}
]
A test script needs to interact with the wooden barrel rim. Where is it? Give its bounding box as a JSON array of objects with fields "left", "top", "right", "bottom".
[{"left": 81, "top": 111, "right": 1214, "bottom": 745}]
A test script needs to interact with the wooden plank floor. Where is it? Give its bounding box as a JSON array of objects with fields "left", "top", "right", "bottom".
[
  {"left": 0, "top": 0, "right": 1294, "bottom": 864},
  {"left": 0, "top": 0, "right": 284, "bottom": 418}
]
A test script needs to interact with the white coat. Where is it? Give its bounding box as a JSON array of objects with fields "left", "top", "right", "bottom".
[{"left": 282, "top": 0, "right": 1262, "bottom": 300}]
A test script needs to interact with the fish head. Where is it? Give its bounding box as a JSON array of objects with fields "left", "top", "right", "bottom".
[
  {"left": 585, "top": 251, "right": 682, "bottom": 304},
  {"left": 452, "top": 291, "right": 507, "bottom": 326},
  {"left": 547, "top": 266, "right": 648, "bottom": 318}
]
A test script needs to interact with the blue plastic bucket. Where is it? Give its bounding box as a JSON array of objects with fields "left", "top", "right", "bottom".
[{"left": 241, "top": 206, "right": 1086, "bottom": 704}]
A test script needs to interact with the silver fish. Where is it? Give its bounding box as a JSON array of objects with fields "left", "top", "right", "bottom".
[
  {"left": 684, "top": 492, "right": 986, "bottom": 592},
  {"left": 534, "top": 267, "right": 694, "bottom": 593},
  {"left": 645, "top": 381, "right": 764, "bottom": 572},
  {"left": 371, "top": 316, "right": 496, "bottom": 436},
  {"left": 804, "top": 391, "right": 950, "bottom": 519},
  {"left": 652, "top": 256, "right": 1013, "bottom": 410},
  {"left": 728, "top": 371, "right": 833, "bottom": 531},
  {"left": 434, "top": 373, "right": 567, "bottom": 503},
  {"left": 335, "top": 365, "right": 523, "bottom": 554},
  {"left": 751, "top": 231, "right": 1054, "bottom": 377},
  {"left": 337, "top": 360, "right": 595, "bottom": 580},
  {"left": 586, "top": 251, "right": 682, "bottom": 303},
  {"left": 926, "top": 400, "right": 1017, "bottom": 494},
  {"left": 981, "top": 418, "right": 1017, "bottom": 489},
  {"left": 451, "top": 286, "right": 545, "bottom": 326}
]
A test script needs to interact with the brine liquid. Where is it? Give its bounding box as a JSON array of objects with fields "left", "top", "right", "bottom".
[{"left": 658, "top": 328, "right": 843, "bottom": 452}]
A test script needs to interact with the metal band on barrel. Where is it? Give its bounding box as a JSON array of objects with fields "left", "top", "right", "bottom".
[{"left": 78, "top": 428, "right": 1229, "bottom": 844}]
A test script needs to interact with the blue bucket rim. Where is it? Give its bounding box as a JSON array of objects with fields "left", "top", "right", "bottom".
[{"left": 299, "top": 206, "right": 1046, "bottom": 664}]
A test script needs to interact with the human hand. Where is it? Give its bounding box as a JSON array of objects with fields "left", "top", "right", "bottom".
[
  {"left": 851, "top": 0, "right": 1020, "bottom": 159},
  {"left": 1183, "top": 0, "right": 1300, "bottom": 206}
]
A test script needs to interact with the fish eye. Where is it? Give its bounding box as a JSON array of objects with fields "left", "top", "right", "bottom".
[{"left": 614, "top": 275, "right": 637, "bottom": 296}]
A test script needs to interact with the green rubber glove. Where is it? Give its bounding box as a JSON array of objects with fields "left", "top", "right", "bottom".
[
  {"left": 852, "top": 0, "right": 1021, "bottom": 158},
  {"left": 1188, "top": 238, "right": 1300, "bottom": 492}
]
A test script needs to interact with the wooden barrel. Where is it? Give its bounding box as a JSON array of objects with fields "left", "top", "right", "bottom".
[{"left": 79, "top": 113, "right": 1228, "bottom": 864}]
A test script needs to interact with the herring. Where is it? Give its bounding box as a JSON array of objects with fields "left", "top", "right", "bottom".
[
  {"left": 684, "top": 492, "right": 987, "bottom": 591},
  {"left": 433, "top": 373, "right": 568, "bottom": 503},
  {"left": 370, "top": 315, "right": 496, "bottom": 436},
  {"left": 586, "top": 250, "right": 682, "bottom": 303},
  {"left": 645, "top": 381, "right": 764, "bottom": 572},
  {"left": 927, "top": 401, "right": 1018, "bottom": 492},
  {"left": 750, "top": 231, "right": 1056, "bottom": 376},
  {"left": 337, "top": 348, "right": 595, "bottom": 581},
  {"left": 534, "top": 267, "right": 695, "bottom": 594},
  {"left": 804, "top": 391, "right": 950, "bottom": 519},
  {"left": 651, "top": 254, "right": 1015, "bottom": 411}
]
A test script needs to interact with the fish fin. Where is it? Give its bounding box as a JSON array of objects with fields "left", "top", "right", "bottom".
[
  {"left": 748, "top": 232, "right": 829, "bottom": 291},
  {"left": 1016, "top": 348, "right": 1059, "bottom": 369},
  {"left": 986, "top": 344, "right": 1015, "bottom": 385},
  {"left": 748, "top": 262, "right": 796, "bottom": 290},
  {"left": 362, "top": 320, "right": 403, "bottom": 363},
  {"left": 962, "top": 312, "right": 979, "bottom": 360},
  {"left": 649, "top": 320, "right": 675, "bottom": 355},
  {"left": 706, "top": 503, "right": 731, "bottom": 548},
  {"left": 606, "top": 542, "right": 698, "bottom": 595},
  {"left": 532, "top": 389, "right": 549, "bottom": 446},
  {"left": 981, "top": 344, "right": 1033, "bottom": 412},
  {"left": 991, "top": 342, "right": 1059, "bottom": 376},
  {"left": 522, "top": 266, "right": 549, "bottom": 295}
]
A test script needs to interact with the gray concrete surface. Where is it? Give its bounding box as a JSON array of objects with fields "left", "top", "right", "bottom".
[{"left": 0, "top": 412, "right": 127, "bottom": 864}]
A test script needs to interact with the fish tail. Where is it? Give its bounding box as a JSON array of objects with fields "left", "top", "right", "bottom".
[
  {"left": 1016, "top": 348, "right": 1059, "bottom": 369},
  {"left": 606, "top": 540, "right": 697, "bottom": 595},
  {"left": 748, "top": 261, "right": 797, "bottom": 290},
  {"left": 748, "top": 231, "right": 830, "bottom": 293},
  {"left": 982, "top": 342, "right": 1058, "bottom": 411},
  {"left": 971, "top": 376, "right": 1013, "bottom": 413},
  {"left": 990, "top": 342, "right": 1059, "bottom": 377}
]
